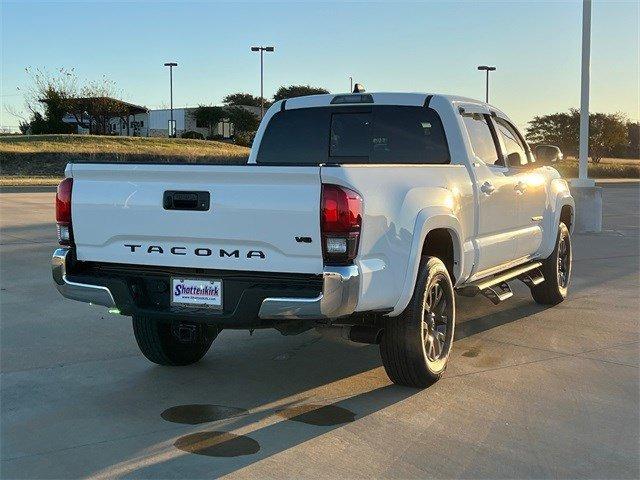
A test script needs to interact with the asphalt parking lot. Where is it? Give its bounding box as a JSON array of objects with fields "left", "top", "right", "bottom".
[{"left": 1, "top": 184, "right": 638, "bottom": 479}]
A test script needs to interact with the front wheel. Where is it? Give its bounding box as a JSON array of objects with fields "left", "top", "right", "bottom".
[
  {"left": 132, "top": 316, "right": 216, "bottom": 366},
  {"left": 380, "top": 256, "right": 455, "bottom": 388},
  {"left": 531, "top": 222, "right": 572, "bottom": 305}
]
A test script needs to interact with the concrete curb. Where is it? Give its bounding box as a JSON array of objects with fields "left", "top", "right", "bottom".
[
  {"left": 0, "top": 186, "right": 57, "bottom": 193},
  {"left": 594, "top": 179, "right": 640, "bottom": 184}
]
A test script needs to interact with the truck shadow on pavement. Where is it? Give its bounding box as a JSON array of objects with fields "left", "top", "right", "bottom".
[
  {"left": 95, "top": 291, "right": 562, "bottom": 478},
  {"left": 90, "top": 334, "right": 420, "bottom": 478},
  {"left": 455, "top": 299, "right": 548, "bottom": 341},
  {"left": 90, "top": 245, "right": 639, "bottom": 478},
  {"left": 131, "top": 384, "right": 417, "bottom": 478}
]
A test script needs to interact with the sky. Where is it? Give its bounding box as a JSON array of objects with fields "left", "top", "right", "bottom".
[{"left": 1, "top": 0, "right": 638, "bottom": 132}]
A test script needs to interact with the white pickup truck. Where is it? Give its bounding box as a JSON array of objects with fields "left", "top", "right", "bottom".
[{"left": 52, "top": 92, "right": 574, "bottom": 388}]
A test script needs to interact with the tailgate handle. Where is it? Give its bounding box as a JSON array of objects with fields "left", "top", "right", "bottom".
[{"left": 163, "top": 191, "right": 210, "bottom": 211}]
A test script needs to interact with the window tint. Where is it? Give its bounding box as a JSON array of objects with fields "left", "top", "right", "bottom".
[
  {"left": 372, "top": 106, "right": 449, "bottom": 164},
  {"left": 256, "top": 108, "right": 330, "bottom": 164},
  {"left": 495, "top": 118, "right": 528, "bottom": 166},
  {"left": 330, "top": 112, "right": 372, "bottom": 158},
  {"left": 462, "top": 114, "right": 501, "bottom": 165},
  {"left": 257, "top": 105, "right": 450, "bottom": 165}
]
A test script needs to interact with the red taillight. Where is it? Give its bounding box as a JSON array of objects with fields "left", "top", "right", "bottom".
[
  {"left": 55, "top": 178, "right": 73, "bottom": 246},
  {"left": 321, "top": 184, "right": 362, "bottom": 264}
]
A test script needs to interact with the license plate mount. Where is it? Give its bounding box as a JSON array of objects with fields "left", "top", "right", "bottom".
[{"left": 170, "top": 277, "right": 223, "bottom": 309}]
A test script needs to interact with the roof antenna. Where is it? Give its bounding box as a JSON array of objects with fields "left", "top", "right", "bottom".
[{"left": 352, "top": 83, "right": 366, "bottom": 93}]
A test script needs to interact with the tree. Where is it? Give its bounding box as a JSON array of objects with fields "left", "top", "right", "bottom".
[
  {"left": 526, "top": 110, "right": 580, "bottom": 157},
  {"left": 526, "top": 109, "right": 628, "bottom": 163},
  {"left": 18, "top": 120, "right": 30, "bottom": 134},
  {"left": 19, "top": 67, "right": 78, "bottom": 134},
  {"left": 628, "top": 122, "right": 640, "bottom": 158},
  {"left": 24, "top": 112, "right": 49, "bottom": 134},
  {"left": 222, "top": 92, "right": 264, "bottom": 108},
  {"left": 225, "top": 106, "right": 259, "bottom": 133},
  {"left": 191, "top": 105, "right": 226, "bottom": 138},
  {"left": 19, "top": 67, "right": 132, "bottom": 135},
  {"left": 36, "top": 86, "right": 75, "bottom": 134},
  {"left": 273, "top": 85, "right": 329, "bottom": 101},
  {"left": 72, "top": 76, "right": 129, "bottom": 135},
  {"left": 589, "top": 112, "right": 628, "bottom": 163}
]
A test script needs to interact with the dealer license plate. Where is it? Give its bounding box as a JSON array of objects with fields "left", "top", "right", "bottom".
[{"left": 171, "top": 277, "right": 222, "bottom": 309}]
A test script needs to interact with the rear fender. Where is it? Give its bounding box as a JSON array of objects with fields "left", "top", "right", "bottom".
[
  {"left": 538, "top": 180, "right": 575, "bottom": 259},
  {"left": 390, "top": 208, "right": 464, "bottom": 316}
]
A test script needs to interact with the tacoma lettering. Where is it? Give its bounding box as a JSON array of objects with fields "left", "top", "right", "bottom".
[{"left": 124, "top": 244, "right": 265, "bottom": 259}]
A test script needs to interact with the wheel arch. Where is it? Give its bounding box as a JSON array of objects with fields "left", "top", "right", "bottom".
[
  {"left": 390, "top": 209, "right": 464, "bottom": 317},
  {"left": 560, "top": 204, "right": 574, "bottom": 233},
  {"left": 538, "top": 189, "right": 575, "bottom": 259},
  {"left": 551, "top": 183, "right": 575, "bottom": 234}
]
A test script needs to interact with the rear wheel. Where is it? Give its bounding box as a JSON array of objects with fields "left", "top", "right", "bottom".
[
  {"left": 132, "top": 316, "right": 216, "bottom": 366},
  {"left": 380, "top": 256, "right": 455, "bottom": 388},
  {"left": 531, "top": 222, "right": 572, "bottom": 305}
]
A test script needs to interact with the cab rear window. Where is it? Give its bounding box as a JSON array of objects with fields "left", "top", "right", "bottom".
[{"left": 256, "top": 105, "right": 450, "bottom": 165}]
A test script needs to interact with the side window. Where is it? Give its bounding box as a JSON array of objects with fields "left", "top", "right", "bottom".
[
  {"left": 462, "top": 114, "right": 501, "bottom": 165},
  {"left": 495, "top": 118, "right": 528, "bottom": 167}
]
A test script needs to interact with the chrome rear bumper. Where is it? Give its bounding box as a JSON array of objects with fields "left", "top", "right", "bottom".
[
  {"left": 52, "top": 248, "right": 359, "bottom": 320},
  {"left": 51, "top": 248, "right": 116, "bottom": 307},
  {"left": 258, "top": 265, "right": 359, "bottom": 320}
]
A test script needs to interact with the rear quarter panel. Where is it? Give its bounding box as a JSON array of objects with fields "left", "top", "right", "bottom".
[
  {"left": 321, "top": 165, "right": 474, "bottom": 313},
  {"left": 538, "top": 171, "right": 575, "bottom": 259}
]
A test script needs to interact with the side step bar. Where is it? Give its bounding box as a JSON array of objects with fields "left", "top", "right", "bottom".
[
  {"left": 458, "top": 262, "right": 544, "bottom": 305},
  {"left": 519, "top": 267, "right": 545, "bottom": 288},
  {"left": 481, "top": 282, "right": 513, "bottom": 305}
]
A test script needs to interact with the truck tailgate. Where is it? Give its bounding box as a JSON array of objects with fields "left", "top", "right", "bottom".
[{"left": 70, "top": 164, "right": 323, "bottom": 274}]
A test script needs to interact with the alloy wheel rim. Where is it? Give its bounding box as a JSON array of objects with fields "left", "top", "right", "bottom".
[
  {"left": 557, "top": 237, "right": 570, "bottom": 288},
  {"left": 422, "top": 277, "right": 453, "bottom": 362}
]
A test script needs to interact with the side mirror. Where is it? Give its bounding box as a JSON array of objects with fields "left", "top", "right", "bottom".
[
  {"left": 534, "top": 145, "right": 563, "bottom": 165},
  {"left": 507, "top": 151, "right": 523, "bottom": 167}
]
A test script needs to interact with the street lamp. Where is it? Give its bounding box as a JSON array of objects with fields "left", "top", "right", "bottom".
[
  {"left": 577, "top": 0, "right": 592, "bottom": 185},
  {"left": 164, "top": 62, "right": 178, "bottom": 137},
  {"left": 477, "top": 65, "right": 496, "bottom": 103},
  {"left": 570, "top": 0, "right": 601, "bottom": 233},
  {"left": 250, "top": 46, "right": 275, "bottom": 118}
]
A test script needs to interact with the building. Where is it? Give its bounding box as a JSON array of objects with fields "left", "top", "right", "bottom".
[
  {"left": 52, "top": 97, "right": 149, "bottom": 136},
  {"left": 55, "top": 96, "right": 260, "bottom": 139},
  {"left": 146, "top": 105, "right": 260, "bottom": 139}
]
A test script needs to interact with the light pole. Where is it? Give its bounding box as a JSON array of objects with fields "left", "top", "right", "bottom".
[
  {"left": 577, "top": 0, "right": 592, "bottom": 184},
  {"left": 477, "top": 65, "right": 496, "bottom": 103},
  {"left": 349, "top": 76, "right": 353, "bottom": 93},
  {"left": 164, "top": 62, "right": 178, "bottom": 137},
  {"left": 570, "top": 0, "right": 601, "bottom": 233},
  {"left": 250, "top": 46, "right": 275, "bottom": 118}
]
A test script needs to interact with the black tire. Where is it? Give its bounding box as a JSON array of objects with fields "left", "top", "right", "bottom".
[
  {"left": 132, "top": 316, "right": 216, "bottom": 366},
  {"left": 531, "top": 222, "right": 572, "bottom": 305},
  {"left": 380, "top": 256, "right": 455, "bottom": 388}
]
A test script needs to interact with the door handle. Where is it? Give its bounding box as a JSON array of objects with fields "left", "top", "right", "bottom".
[
  {"left": 480, "top": 181, "right": 495, "bottom": 195},
  {"left": 163, "top": 191, "right": 210, "bottom": 211},
  {"left": 514, "top": 181, "right": 527, "bottom": 195}
]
